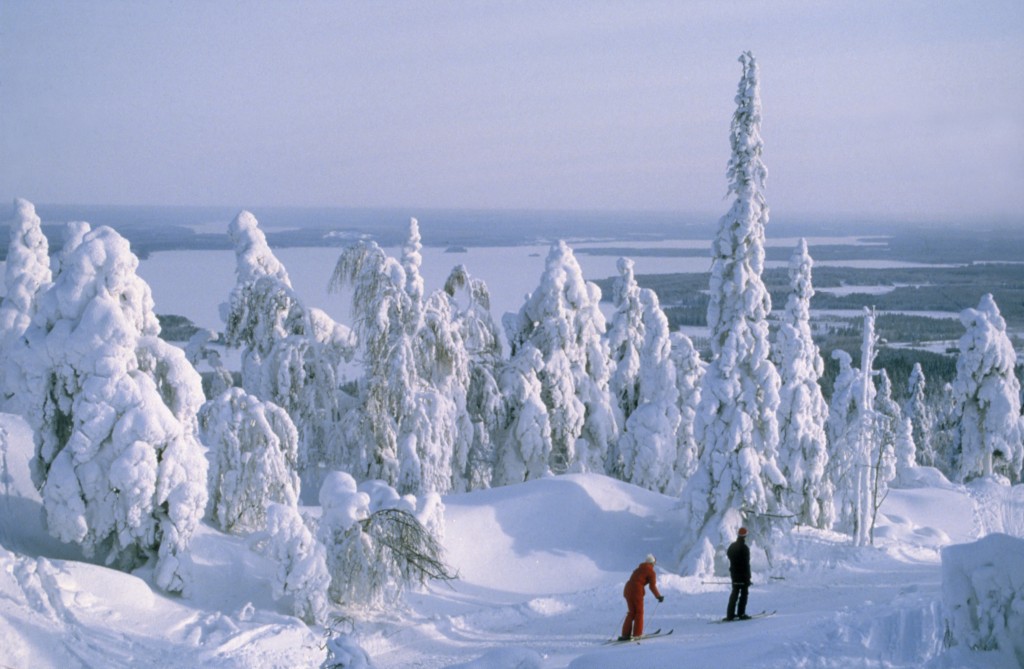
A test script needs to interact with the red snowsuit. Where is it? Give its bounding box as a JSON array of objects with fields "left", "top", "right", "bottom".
[{"left": 621, "top": 562, "right": 662, "bottom": 638}]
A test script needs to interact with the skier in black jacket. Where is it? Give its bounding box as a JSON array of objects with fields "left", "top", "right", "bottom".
[{"left": 725, "top": 527, "right": 751, "bottom": 621}]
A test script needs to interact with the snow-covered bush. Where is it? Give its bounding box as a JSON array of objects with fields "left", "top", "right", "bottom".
[
  {"left": 322, "top": 634, "right": 377, "bottom": 669},
  {"left": 199, "top": 387, "right": 301, "bottom": 533},
  {"left": 15, "top": 225, "right": 207, "bottom": 592},
  {"left": 941, "top": 533, "right": 1024, "bottom": 666},
  {"left": 260, "top": 502, "right": 331, "bottom": 625},
  {"left": 318, "top": 472, "right": 452, "bottom": 609}
]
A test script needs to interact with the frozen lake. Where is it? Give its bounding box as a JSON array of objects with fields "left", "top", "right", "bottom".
[{"left": 135, "top": 237, "right": 919, "bottom": 334}]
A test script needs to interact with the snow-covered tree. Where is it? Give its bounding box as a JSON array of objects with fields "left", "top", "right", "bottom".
[
  {"left": 826, "top": 349, "right": 863, "bottom": 536},
  {"left": 874, "top": 369, "right": 908, "bottom": 488},
  {"left": 16, "top": 226, "right": 207, "bottom": 592},
  {"left": 952, "top": 294, "right": 1024, "bottom": 483},
  {"left": 616, "top": 289, "right": 680, "bottom": 492},
  {"left": 832, "top": 308, "right": 884, "bottom": 546},
  {"left": 607, "top": 258, "right": 644, "bottom": 427},
  {"left": 199, "top": 387, "right": 301, "bottom": 533},
  {"left": 503, "top": 240, "right": 617, "bottom": 475},
  {"left": 932, "top": 382, "right": 960, "bottom": 478},
  {"left": 414, "top": 289, "right": 472, "bottom": 494},
  {"left": 678, "top": 52, "right": 787, "bottom": 574},
  {"left": 667, "top": 332, "right": 704, "bottom": 495},
  {"left": 904, "top": 363, "right": 936, "bottom": 468},
  {"left": 222, "top": 210, "right": 352, "bottom": 495},
  {"left": 443, "top": 264, "right": 503, "bottom": 490},
  {"left": 184, "top": 328, "right": 234, "bottom": 399},
  {"left": 773, "top": 238, "right": 831, "bottom": 529},
  {"left": 331, "top": 225, "right": 466, "bottom": 497},
  {"left": 0, "top": 199, "right": 52, "bottom": 407},
  {"left": 261, "top": 502, "right": 330, "bottom": 625},
  {"left": 331, "top": 240, "right": 413, "bottom": 488},
  {"left": 864, "top": 367, "right": 902, "bottom": 534},
  {"left": 493, "top": 347, "right": 553, "bottom": 485}
]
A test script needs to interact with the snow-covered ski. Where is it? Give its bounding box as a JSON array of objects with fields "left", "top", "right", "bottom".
[
  {"left": 711, "top": 610, "right": 776, "bottom": 623},
  {"left": 604, "top": 628, "right": 673, "bottom": 645}
]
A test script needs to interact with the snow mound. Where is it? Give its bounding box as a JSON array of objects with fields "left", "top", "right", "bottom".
[
  {"left": 443, "top": 473, "right": 680, "bottom": 594},
  {"left": 940, "top": 533, "right": 1024, "bottom": 667}
]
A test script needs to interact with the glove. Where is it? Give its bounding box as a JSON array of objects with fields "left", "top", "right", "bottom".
[{"left": 657, "top": 596, "right": 665, "bottom": 603}]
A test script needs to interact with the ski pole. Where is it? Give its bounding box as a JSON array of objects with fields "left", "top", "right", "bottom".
[{"left": 648, "top": 598, "right": 661, "bottom": 628}]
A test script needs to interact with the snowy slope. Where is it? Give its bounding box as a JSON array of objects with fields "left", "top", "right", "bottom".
[{"left": 2, "top": 410, "right": 1022, "bottom": 669}]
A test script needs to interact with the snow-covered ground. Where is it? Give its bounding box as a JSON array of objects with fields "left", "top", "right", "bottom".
[{"left": 2, "top": 411, "right": 1022, "bottom": 669}]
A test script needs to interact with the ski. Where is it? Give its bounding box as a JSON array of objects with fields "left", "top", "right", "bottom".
[
  {"left": 604, "top": 628, "right": 673, "bottom": 645},
  {"left": 711, "top": 610, "right": 776, "bottom": 624}
]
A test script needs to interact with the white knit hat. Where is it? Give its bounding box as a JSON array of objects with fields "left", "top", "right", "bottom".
[{"left": 645, "top": 554, "right": 656, "bottom": 564}]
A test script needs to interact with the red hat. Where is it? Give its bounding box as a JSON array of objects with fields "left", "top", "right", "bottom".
[{"left": 738, "top": 527, "right": 748, "bottom": 537}]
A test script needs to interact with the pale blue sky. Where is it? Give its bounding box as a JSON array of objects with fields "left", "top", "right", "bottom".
[{"left": 1, "top": 1, "right": 1021, "bottom": 221}]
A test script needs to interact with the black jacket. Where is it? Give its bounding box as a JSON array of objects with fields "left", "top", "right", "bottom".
[{"left": 727, "top": 537, "right": 751, "bottom": 584}]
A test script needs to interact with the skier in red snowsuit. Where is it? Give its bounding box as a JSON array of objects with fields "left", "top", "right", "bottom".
[{"left": 619, "top": 554, "right": 664, "bottom": 640}]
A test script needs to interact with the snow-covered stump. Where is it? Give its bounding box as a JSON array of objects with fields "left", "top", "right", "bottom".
[{"left": 941, "top": 533, "right": 1024, "bottom": 666}]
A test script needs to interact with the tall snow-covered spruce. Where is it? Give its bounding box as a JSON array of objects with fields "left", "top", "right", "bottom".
[
  {"left": 15, "top": 225, "right": 208, "bottom": 592},
  {"left": 678, "top": 52, "right": 787, "bottom": 575},
  {"left": 773, "top": 239, "right": 832, "bottom": 529}
]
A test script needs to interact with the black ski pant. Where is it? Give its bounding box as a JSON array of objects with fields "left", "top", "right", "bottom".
[{"left": 727, "top": 581, "right": 749, "bottom": 619}]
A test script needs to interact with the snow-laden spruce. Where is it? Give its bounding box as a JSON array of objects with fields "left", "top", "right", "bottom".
[
  {"left": 606, "top": 257, "right": 645, "bottom": 453},
  {"left": 331, "top": 220, "right": 471, "bottom": 497},
  {"left": 616, "top": 288, "right": 681, "bottom": 493},
  {"left": 874, "top": 369, "right": 912, "bottom": 486},
  {"left": 952, "top": 294, "right": 1024, "bottom": 483},
  {"left": 199, "top": 387, "right": 301, "bottom": 533},
  {"left": 443, "top": 264, "right": 503, "bottom": 490},
  {"left": 14, "top": 225, "right": 207, "bottom": 592},
  {"left": 668, "top": 332, "right": 704, "bottom": 495},
  {"left": 222, "top": 210, "right": 353, "bottom": 496},
  {"left": 905, "top": 362, "right": 937, "bottom": 469},
  {"left": 827, "top": 309, "right": 895, "bottom": 545},
  {"left": 772, "top": 238, "right": 832, "bottom": 529},
  {"left": 0, "top": 199, "right": 52, "bottom": 408},
  {"left": 826, "top": 348, "right": 865, "bottom": 537},
  {"left": 493, "top": 346, "right": 553, "bottom": 485},
  {"left": 503, "top": 240, "right": 617, "bottom": 475},
  {"left": 678, "top": 52, "right": 787, "bottom": 574}
]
